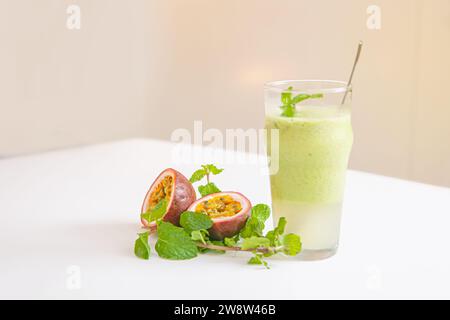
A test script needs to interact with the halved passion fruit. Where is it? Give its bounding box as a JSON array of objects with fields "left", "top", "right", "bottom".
[
  {"left": 141, "top": 168, "right": 196, "bottom": 229},
  {"left": 187, "top": 192, "right": 251, "bottom": 240}
]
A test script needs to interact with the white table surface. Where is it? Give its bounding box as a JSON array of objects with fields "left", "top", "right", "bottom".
[{"left": 0, "top": 139, "right": 449, "bottom": 300}]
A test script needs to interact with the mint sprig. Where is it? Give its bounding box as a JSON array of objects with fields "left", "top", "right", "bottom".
[
  {"left": 189, "top": 164, "right": 224, "bottom": 197},
  {"left": 280, "top": 86, "right": 324, "bottom": 117},
  {"left": 134, "top": 204, "right": 302, "bottom": 267},
  {"left": 134, "top": 166, "right": 303, "bottom": 268}
]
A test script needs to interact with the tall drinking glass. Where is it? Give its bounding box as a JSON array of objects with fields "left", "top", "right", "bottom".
[{"left": 264, "top": 80, "right": 353, "bottom": 260}]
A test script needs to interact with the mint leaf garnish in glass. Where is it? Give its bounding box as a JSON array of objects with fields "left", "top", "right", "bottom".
[{"left": 280, "top": 86, "right": 324, "bottom": 117}]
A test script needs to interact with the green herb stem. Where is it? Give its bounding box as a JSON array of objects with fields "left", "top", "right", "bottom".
[
  {"left": 143, "top": 224, "right": 158, "bottom": 232},
  {"left": 143, "top": 228, "right": 282, "bottom": 254},
  {"left": 196, "top": 242, "right": 283, "bottom": 254}
]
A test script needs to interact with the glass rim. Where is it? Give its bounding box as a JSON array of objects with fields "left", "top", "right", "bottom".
[{"left": 264, "top": 79, "right": 350, "bottom": 94}]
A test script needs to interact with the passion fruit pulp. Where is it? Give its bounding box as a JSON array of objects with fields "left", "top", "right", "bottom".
[
  {"left": 141, "top": 168, "right": 196, "bottom": 229},
  {"left": 188, "top": 192, "right": 251, "bottom": 240}
]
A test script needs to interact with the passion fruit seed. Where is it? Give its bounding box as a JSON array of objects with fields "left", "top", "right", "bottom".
[
  {"left": 195, "top": 195, "right": 242, "bottom": 218},
  {"left": 149, "top": 176, "right": 173, "bottom": 209}
]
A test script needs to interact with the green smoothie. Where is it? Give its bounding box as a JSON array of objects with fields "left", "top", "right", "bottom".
[{"left": 265, "top": 106, "right": 353, "bottom": 253}]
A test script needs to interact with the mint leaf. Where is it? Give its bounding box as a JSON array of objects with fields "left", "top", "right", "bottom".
[
  {"left": 248, "top": 255, "right": 263, "bottom": 265},
  {"left": 198, "top": 182, "right": 221, "bottom": 197},
  {"left": 155, "top": 221, "right": 198, "bottom": 260},
  {"left": 248, "top": 253, "right": 269, "bottom": 269},
  {"left": 190, "top": 164, "right": 223, "bottom": 184},
  {"left": 291, "top": 93, "right": 324, "bottom": 104},
  {"left": 240, "top": 204, "right": 271, "bottom": 238},
  {"left": 275, "top": 217, "right": 287, "bottom": 234},
  {"left": 281, "top": 87, "right": 293, "bottom": 105},
  {"left": 291, "top": 93, "right": 309, "bottom": 104},
  {"left": 149, "top": 199, "right": 168, "bottom": 221},
  {"left": 241, "top": 236, "right": 270, "bottom": 250},
  {"left": 202, "top": 164, "right": 224, "bottom": 175},
  {"left": 310, "top": 93, "right": 324, "bottom": 99},
  {"left": 283, "top": 233, "right": 302, "bottom": 256},
  {"left": 141, "top": 199, "right": 168, "bottom": 223},
  {"left": 180, "top": 211, "right": 213, "bottom": 234},
  {"left": 224, "top": 237, "right": 237, "bottom": 247},
  {"left": 265, "top": 230, "right": 276, "bottom": 246},
  {"left": 141, "top": 211, "right": 151, "bottom": 224},
  {"left": 251, "top": 204, "right": 271, "bottom": 222},
  {"left": 266, "top": 217, "right": 287, "bottom": 246},
  {"left": 190, "top": 230, "right": 207, "bottom": 244},
  {"left": 134, "top": 232, "right": 151, "bottom": 260},
  {"left": 189, "top": 169, "right": 206, "bottom": 183}
]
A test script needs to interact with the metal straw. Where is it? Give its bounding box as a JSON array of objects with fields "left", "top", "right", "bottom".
[{"left": 341, "top": 41, "right": 363, "bottom": 105}]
